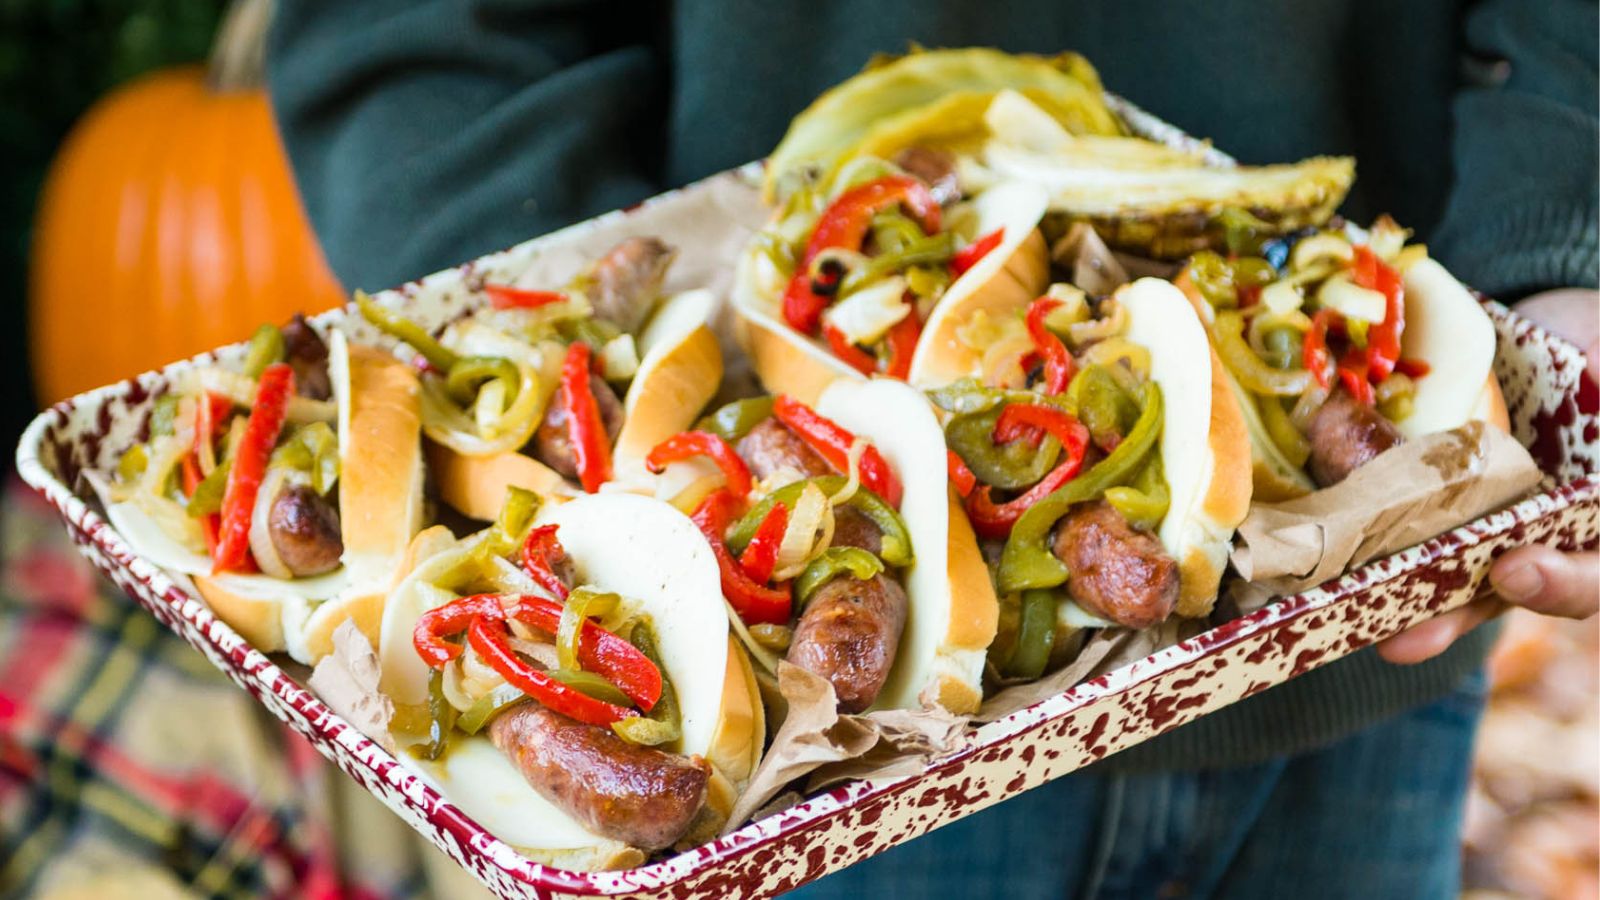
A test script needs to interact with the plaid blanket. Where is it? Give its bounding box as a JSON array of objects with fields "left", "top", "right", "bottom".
[{"left": 0, "top": 479, "right": 490, "bottom": 900}]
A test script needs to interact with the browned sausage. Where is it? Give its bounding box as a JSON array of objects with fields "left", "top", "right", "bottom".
[
  {"left": 488, "top": 703, "right": 710, "bottom": 850},
  {"left": 830, "top": 505, "right": 883, "bottom": 557},
  {"left": 268, "top": 483, "right": 343, "bottom": 576},
  {"left": 734, "top": 418, "right": 832, "bottom": 482},
  {"left": 786, "top": 571, "right": 907, "bottom": 714},
  {"left": 529, "top": 373, "right": 625, "bottom": 479},
  {"left": 281, "top": 314, "right": 332, "bottom": 401},
  {"left": 1050, "top": 500, "right": 1178, "bottom": 629},
  {"left": 586, "top": 237, "right": 675, "bottom": 335},
  {"left": 1305, "top": 388, "right": 1404, "bottom": 487},
  {"left": 891, "top": 146, "right": 960, "bottom": 205}
]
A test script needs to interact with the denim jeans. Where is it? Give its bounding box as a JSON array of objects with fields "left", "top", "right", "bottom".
[{"left": 791, "top": 670, "right": 1488, "bottom": 900}]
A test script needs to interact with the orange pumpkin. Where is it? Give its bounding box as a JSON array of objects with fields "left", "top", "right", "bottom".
[{"left": 27, "top": 0, "right": 343, "bottom": 404}]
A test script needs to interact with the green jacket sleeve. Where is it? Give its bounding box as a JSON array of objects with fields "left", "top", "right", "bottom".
[
  {"left": 266, "top": 0, "right": 665, "bottom": 292},
  {"left": 1431, "top": 0, "right": 1598, "bottom": 297}
]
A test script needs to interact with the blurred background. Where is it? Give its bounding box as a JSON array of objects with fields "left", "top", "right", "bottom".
[{"left": 0, "top": 2, "right": 1594, "bottom": 898}]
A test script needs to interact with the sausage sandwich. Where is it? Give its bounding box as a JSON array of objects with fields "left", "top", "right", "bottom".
[
  {"left": 90, "top": 316, "right": 425, "bottom": 663},
  {"left": 377, "top": 493, "right": 762, "bottom": 870}
]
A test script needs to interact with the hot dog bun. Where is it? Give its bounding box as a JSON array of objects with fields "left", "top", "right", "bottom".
[
  {"left": 376, "top": 495, "right": 761, "bottom": 869},
  {"left": 813, "top": 377, "right": 999, "bottom": 714}
]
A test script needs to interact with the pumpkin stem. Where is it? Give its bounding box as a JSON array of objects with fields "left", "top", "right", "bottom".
[{"left": 208, "top": 0, "right": 272, "bottom": 92}]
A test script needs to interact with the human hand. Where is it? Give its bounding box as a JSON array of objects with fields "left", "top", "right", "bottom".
[{"left": 1379, "top": 288, "right": 1599, "bottom": 665}]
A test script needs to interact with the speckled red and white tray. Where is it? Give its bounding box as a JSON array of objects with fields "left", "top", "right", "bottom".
[{"left": 17, "top": 108, "right": 1599, "bottom": 899}]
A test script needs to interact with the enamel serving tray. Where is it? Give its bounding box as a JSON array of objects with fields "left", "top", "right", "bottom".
[{"left": 16, "top": 99, "right": 1599, "bottom": 898}]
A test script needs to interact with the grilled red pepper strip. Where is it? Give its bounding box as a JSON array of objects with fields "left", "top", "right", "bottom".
[
  {"left": 1337, "top": 347, "right": 1376, "bottom": 406},
  {"left": 1393, "top": 358, "right": 1431, "bottom": 379},
  {"left": 503, "top": 596, "right": 663, "bottom": 711},
  {"left": 965, "top": 404, "right": 1090, "bottom": 539},
  {"left": 882, "top": 304, "right": 923, "bottom": 380},
  {"left": 560, "top": 342, "right": 612, "bottom": 493},
  {"left": 1303, "top": 309, "right": 1340, "bottom": 390},
  {"left": 822, "top": 323, "right": 878, "bottom": 376},
  {"left": 692, "top": 489, "right": 792, "bottom": 625},
  {"left": 947, "top": 450, "right": 977, "bottom": 498},
  {"left": 950, "top": 227, "right": 1004, "bottom": 277},
  {"left": 771, "top": 395, "right": 903, "bottom": 509},
  {"left": 414, "top": 593, "right": 508, "bottom": 667},
  {"left": 468, "top": 614, "right": 636, "bottom": 726},
  {"left": 212, "top": 363, "right": 293, "bottom": 573},
  {"left": 521, "top": 525, "right": 572, "bottom": 601},
  {"left": 781, "top": 175, "right": 942, "bottom": 335},
  {"left": 1025, "top": 297, "right": 1075, "bottom": 395},
  {"left": 646, "top": 431, "right": 754, "bottom": 499},
  {"left": 194, "top": 391, "right": 232, "bottom": 456},
  {"left": 737, "top": 502, "right": 789, "bottom": 584},
  {"left": 1350, "top": 246, "right": 1405, "bottom": 381},
  {"left": 414, "top": 592, "right": 663, "bottom": 711},
  {"left": 484, "top": 285, "right": 568, "bottom": 310}
]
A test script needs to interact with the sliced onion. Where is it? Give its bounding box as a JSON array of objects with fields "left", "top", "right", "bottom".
[
  {"left": 420, "top": 356, "right": 542, "bottom": 457},
  {"left": 195, "top": 393, "right": 219, "bottom": 477},
  {"left": 1068, "top": 298, "right": 1127, "bottom": 346},
  {"left": 472, "top": 377, "right": 508, "bottom": 436},
  {"left": 980, "top": 332, "right": 1035, "bottom": 389},
  {"left": 505, "top": 635, "right": 560, "bottom": 671},
  {"left": 828, "top": 439, "right": 868, "bottom": 507},
  {"left": 198, "top": 367, "right": 336, "bottom": 424},
  {"left": 772, "top": 482, "right": 832, "bottom": 581},
  {"left": 248, "top": 467, "right": 297, "bottom": 580}
]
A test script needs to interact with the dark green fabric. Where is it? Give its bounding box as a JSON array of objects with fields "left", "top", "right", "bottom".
[{"left": 266, "top": 0, "right": 1597, "bottom": 770}]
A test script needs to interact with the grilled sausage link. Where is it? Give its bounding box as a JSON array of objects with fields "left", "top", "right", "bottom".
[
  {"left": 586, "top": 237, "right": 675, "bottom": 335},
  {"left": 268, "top": 483, "right": 343, "bottom": 576},
  {"left": 734, "top": 418, "right": 832, "bottom": 482},
  {"left": 281, "top": 314, "right": 332, "bottom": 401},
  {"left": 1305, "top": 388, "right": 1403, "bottom": 487},
  {"left": 488, "top": 703, "right": 710, "bottom": 850},
  {"left": 1050, "top": 500, "right": 1178, "bottom": 629},
  {"left": 786, "top": 570, "right": 908, "bottom": 714},
  {"left": 530, "top": 373, "right": 625, "bottom": 479}
]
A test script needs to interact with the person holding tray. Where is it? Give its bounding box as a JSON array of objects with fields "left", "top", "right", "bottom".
[{"left": 261, "top": 2, "right": 1597, "bottom": 897}]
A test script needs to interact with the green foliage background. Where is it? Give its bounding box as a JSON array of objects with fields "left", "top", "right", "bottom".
[{"left": 1, "top": 0, "right": 225, "bottom": 447}]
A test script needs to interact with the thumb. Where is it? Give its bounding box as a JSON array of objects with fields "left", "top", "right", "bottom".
[{"left": 1489, "top": 545, "right": 1600, "bottom": 620}]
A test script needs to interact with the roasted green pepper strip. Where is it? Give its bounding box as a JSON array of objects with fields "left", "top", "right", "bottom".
[
  {"left": 612, "top": 620, "right": 681, "bottom": 746},
  {"left": 118, "top": 444, "right": 149, "bottom": 482},
  {"left": 148, "top": 395, "right": 180, "bottom": 438},
  {"left": 839, "top": 231, "right": 957, "bottom": 298},
  {"left": 694, "top": 397, "right": 776, "bottom": 442},
  {"left": 409, "top": 667, "right": 458, "bottom": 761},
  {"left": 998, "top": 383, "right": 1163, "bottom": 593},
  {"left": 357, "top": 291, "right": 461, "bottom": 372},
  {"left": 1104, "top": 455, "right": 1170, "bottom": 531},
  {"left": 557, "top": 316, "right": 622, "bottom": 348},
  {"left": 869, "top": 208, "right": 926, "bottom": 255},
  {"left": 1063, "top": 365, "right": 1138, "bottom": 450},
  {"left": 456, "top": 686, "right": 526, "bottom": 736},
  {"left": 484, "top": 485, "right": 541, "bottom": 557},
  {"left": 1217, "top": 207, "right": 1277, "bottom": 258},
  {"left": 1257, "top": 395, "right": 1312, "bottom": 469},
  {"left": 1004, "top": 589, "right": 1058, "bottom": 680},
  {"left": 186, "top": 458, "right": 231, "bottom": 518},
  {"left": 243, "top": 323, "right": 286, "bottom": 379},
  {"left": 794, "top": 547, "right": 885, "bottom": 608},
  {"left": 271, "top": 422, "right": 340, "bottom": 494},
  {"left": 727, "top": 477, "right": 913, "bottom": 566},
  {"left": 445, "top": 356, "right": 521, "bottom": 407},
  {"left": 548, "top": 669, "right": 634, "bottom": 708},
  {"left": 753, "top": 231, "right": 799, "bottom": 278},
  {"left": 945, "top": 407, "right": 1060, "bottom": 491}
]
